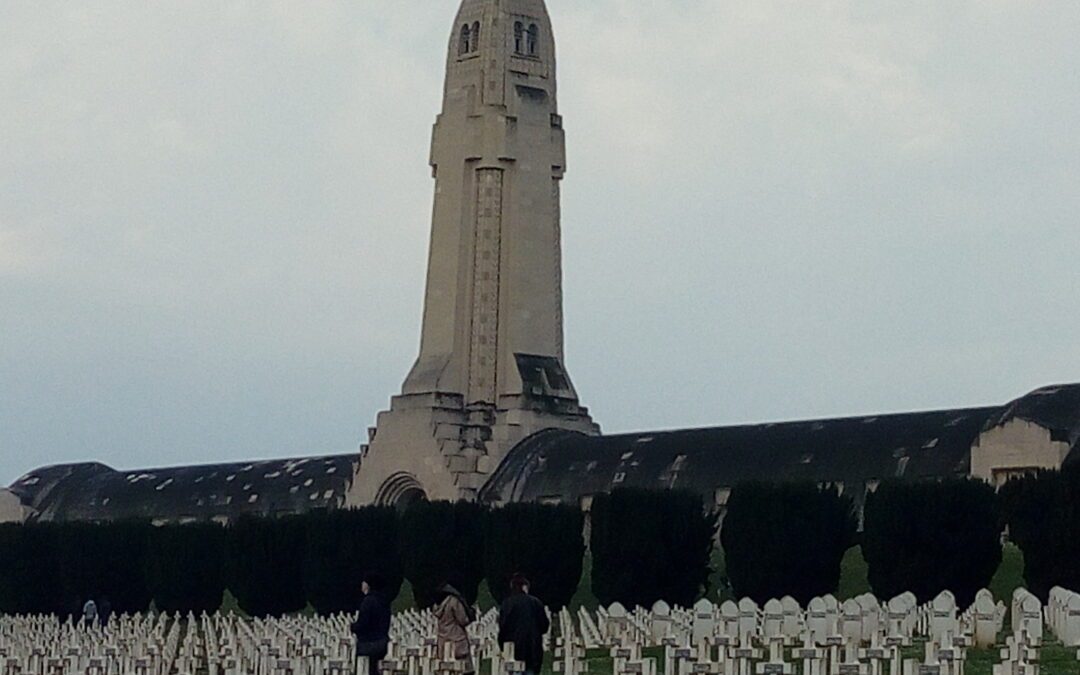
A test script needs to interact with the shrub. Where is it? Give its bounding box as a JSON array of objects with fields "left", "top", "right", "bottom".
[
  {"left": 1001, "top": 467, "right": 1080, "bottom": 599},
  {"left": 7, "top": 524, "right": 69, "bottom": 616},
  {"left": 400, "top": 501, "right": 486, "bottom": 608},
  {"left": 145, "top": 522, "right": 227, "bottom": 614},
  {"left": 304, "top": 508, "right": 403, "bottom": 614},
  {"left": 863, "top": 479, "right": 1001, "bottom": 607},
  {"left": 591, "top": 489, "right": 716, "bottom": 608},
  {"left": 226, "top": 516, "right": 309, "bottom": 617},
  {"left": 53, "top": 521, "right": 152, "bottom": 618},
  {"left": 484, "top": 503, "right": 584, "bottom": 610},
  {"left": 721, "top": 482, "right": 856, "bottom": 604},
  {"left": 0, "top": 525, "right": 18, "bottom": 614},
  {"left": 0, "top": 523, "right": 66, "bottom": 615}
]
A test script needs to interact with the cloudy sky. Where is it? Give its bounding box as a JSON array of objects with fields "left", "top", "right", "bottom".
[{"left": 2, "top": 1, "right": 1078, "bottom": 485}]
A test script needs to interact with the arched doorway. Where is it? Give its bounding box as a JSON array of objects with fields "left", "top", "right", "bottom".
[{"left": 374, "top": 472, "right": 428, "bottom": 512}]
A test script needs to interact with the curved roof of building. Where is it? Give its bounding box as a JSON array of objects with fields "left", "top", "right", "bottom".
[
  {"left": 983, "top": 384, "right": 1080, "bottom": 449},
  {"left": 482, "top": 384, "right": 1080, "bottom": 506},
  {"left": 479, "top": 406, "right": 999, "bottom": 505},
  {"left": 8, "top": 454, "right": 358, "bottom": 523}
]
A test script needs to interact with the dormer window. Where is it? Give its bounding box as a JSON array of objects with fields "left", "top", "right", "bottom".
[
  {"left": 459, "top": 24, "right": 472, "bottom": 56},
  {"left": 514, "top": 22, "right": 524, "bottom": 54},
  {"left": 527, "top": 24, "right": 539, "bottom": 56}
]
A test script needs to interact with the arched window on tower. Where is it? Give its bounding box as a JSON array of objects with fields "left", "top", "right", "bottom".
[
  {"left": 459, "top": 24, "right": 471, "bottom": 56},
  {"left": 527, "top": 24, "right": 539, "bottom": 56},
  {"left": 514, "top": 22, "right": 524, "bottom": 55},
  {"left": 471, "top": 21, "right": 481, "bottom": 52}
]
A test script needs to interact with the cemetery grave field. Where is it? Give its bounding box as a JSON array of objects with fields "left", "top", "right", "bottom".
[{"left": 3, "top": 582, "right": 1078, "bottom": 675}]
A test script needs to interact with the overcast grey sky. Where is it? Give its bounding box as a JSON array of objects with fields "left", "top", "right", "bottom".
[{"left": 2, "top": 1, "right": 1079, "bottom": 485}]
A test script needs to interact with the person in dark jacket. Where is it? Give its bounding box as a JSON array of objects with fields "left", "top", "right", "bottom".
[
  {"left": 497, "top": 574, "right": 550, "bottom": 675},
  {"left": 98, "top": 597, "right": 112, "bottom": 628},
  {"left": 351, "top": 573, "right": 392, "bottom": 668}
]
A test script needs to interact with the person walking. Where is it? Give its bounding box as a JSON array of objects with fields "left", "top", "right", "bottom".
[
  {"left": 98, "top": 597, "right": 112, "bottom": 628},
  {"left": 497, "top": 574, "right": 550, "bottom": 675},
  {"left": 81, "top": 599, "right": 98, "bottom": 627},
  {"left": 351, "top": 573, "right": 392, "bottom": 674},
  {"left": 434, "top": 583, "right": 476, "bottom": 675}
]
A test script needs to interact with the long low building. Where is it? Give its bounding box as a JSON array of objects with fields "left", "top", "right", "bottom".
[
  {"left": 3, "top": 383, "right": 1077, "bottom": 524},
  {"left": 478, "top": 383, "right": 1080, "bottom": 512},
  {"left": 2, "top": 456, "right": 357, "bottom": 524}
]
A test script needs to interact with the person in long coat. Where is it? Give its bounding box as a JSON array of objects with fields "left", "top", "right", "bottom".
[
  {"left": 351, "top": 573, "right": 392, "bottom": 668},
  {"left": 434, "top": 584, "right": 475, "bottom": 675},
  {"left": 497, "top": 574, "right": 550, "bottom": 675}
]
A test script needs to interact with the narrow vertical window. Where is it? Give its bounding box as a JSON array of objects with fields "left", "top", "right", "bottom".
[
  {"left": 459, "top": 24, "right": 471, "bottom": 55},
  {"left": 527, "top": 24, "right": 539, "bottom": 56},
  {"left": 514, "top": 22, "right": 524, "bottom": 54},
  {"left": 471, "top": 21, "right": 481, "bottom": 52}
]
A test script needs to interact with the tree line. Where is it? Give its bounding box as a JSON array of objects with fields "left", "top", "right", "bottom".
[
  {"left": 1, "top": 470, "right": 1078, "bottom": 618},
  {"left": 722, "top": 468, "right": 1080, "bottom": 608},
  {"left": 0, "top": 493, "right": 713, "bottom": 618}
]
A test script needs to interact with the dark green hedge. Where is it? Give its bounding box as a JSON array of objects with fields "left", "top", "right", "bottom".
[
  {"left": 55, "top": 521, "right": 152, "bottom": 617},
  {"left": 484, "top": 503, "right": 584, "bottom": 610},
  {"left": 863, "top": 479, "right": 1001, "bottom": 607},
  {"left": 0, "top": 478, "right": 1023, "bottom": 617},
  {"left": 227, "top": 516, "right": 308, "bottom": 617},
  {"left": 0, "top": 523, "right": 64, "bottom": 616},
  {"left": 401, "top": 501, "right": 486, "bottom": 608},
  {"left": 145, "top": 522, "right": 227, "bottom": 615},
  {"left": 590, "top": 488, "right": 717, "bottom": 608},
  {"left": 1001, "top": 467, "right": 1080, "bottom": 600},
  {"left": 304, "top": 508, "right": 402, "bottom": 614},
  {"left": 0, "top": 522, "right": 152, "bottom": 618},
  {"left": 722, "top": 482, "right": 856, "bottom": 604}
]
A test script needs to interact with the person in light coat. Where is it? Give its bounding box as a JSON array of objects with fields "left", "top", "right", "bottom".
[{"left": 434, "top": 583, "right": 475, "bottom": 675}]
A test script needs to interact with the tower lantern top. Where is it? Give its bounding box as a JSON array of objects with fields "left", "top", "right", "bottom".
[{"left": 448, "top": 0, "right": 556, "bottom": 76}]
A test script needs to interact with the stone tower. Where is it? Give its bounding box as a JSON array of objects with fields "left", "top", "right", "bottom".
[{"left": 351, "top": 0, "right": 598, "bottom": 506}]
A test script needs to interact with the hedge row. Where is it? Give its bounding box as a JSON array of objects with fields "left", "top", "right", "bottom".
[
  {"left": 863, "top": 479, "right": 1001, "bottom": 608},
  {"left": 722, "top": 482, "right": 856, "bottom": 605},
  {"left": 0, "top": 492, "right": 717, "bottom": 618},
  {"left": 592, "top": 489, "right": 716, "bottom": 608},
  {"left": 1000, "top": 466, "right": 1080, "bottom": 599},
  {"left": 5, "top": 475, "right": 1062, "bottom": 617},
  {"left": 0, "top": 512, "right": 399, "bottom": 619},
  {"left": 721, "top": 479, "right": 1004, "bottom": 608},
  {"left": 0, "top": 503, "right": 575, "bottom": 618}
]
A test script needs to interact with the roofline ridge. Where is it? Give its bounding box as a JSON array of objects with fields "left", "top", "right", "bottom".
[
  {"left": 599, "top": 405, "right": 1003, "bottom": 440},
  {"left": 16, "top": 452, "right": 358, "bottom": 483}
]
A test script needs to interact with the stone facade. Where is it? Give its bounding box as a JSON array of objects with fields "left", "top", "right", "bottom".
[
  {"left": 350, "top": 0, "right": 599, "bottom": 506},
  {"left": 971, "top": 419, "right": 1072, "bottom": 486},
  {"left": 0, "top": 489, "right": 27, "bottom": 524}
]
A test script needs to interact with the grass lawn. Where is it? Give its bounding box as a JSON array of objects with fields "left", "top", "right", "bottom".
[
  {"left": 522, "top": 641, "right": 1075, "bottom": 675},
  {"left": 990, "top": 545, "right": 1026, "bottom": 602},
  {"left": 964, "top": 640, "right": 1074, "bottom": 675}
]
